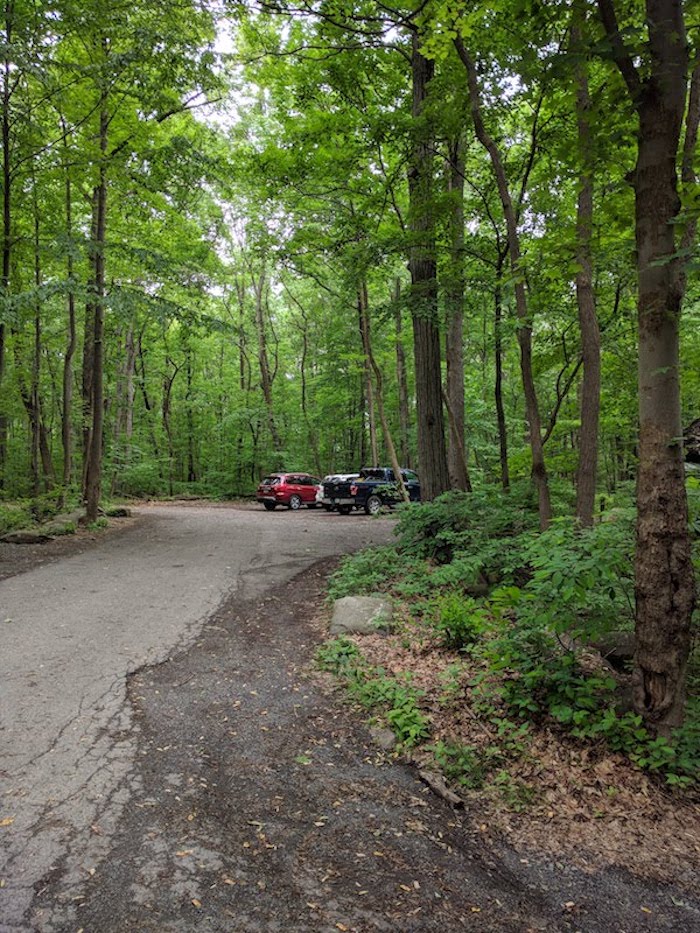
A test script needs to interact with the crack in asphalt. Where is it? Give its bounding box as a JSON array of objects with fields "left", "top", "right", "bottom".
[{"left": 0, "top": 505, "right": 395, "bottom": 931}]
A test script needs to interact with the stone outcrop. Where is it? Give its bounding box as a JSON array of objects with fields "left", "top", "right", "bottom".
[{"left": 330, "top": 596, "right": 393, "bottom": 635}]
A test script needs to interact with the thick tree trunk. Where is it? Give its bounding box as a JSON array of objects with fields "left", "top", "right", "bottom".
[
  {"left": 0, "top": 7, "right": 12, "bottom": 488},
  {"left": 572, "top": 12, "right": 601, "bottom": 527},
  {"left": 394, "top": 279, "right": 411, "bottom": 468},
  {"left": 597, "top": 0, "right": 695, "bottom": 732},
  {"left": 62, "top": 128, "right": 76, "bottom": 492},
  {"left": 408, "top": 34, "right": 449, "bottom": 500},
  {"left": 634, "top": 105, "right": 694, "bottom": 731},
  {"left": 84, "top": 106, "right": 108, "bottom": 523},
  {"left": 456, "top": 35, "right": 551, "bottom": 528},
  {"left": 81, "top": 190, "right": 98, "bottom": 493},
  {"left": 445, "top": 136, "right": 470, "bottom": 491},
  {"left": 32, "top": 185, "right": 54, "bottom": 491}
]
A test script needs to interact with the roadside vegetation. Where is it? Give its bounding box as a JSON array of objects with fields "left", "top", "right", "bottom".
[{"left": 317, "top": 483, "right": 700, "bottom": 875}]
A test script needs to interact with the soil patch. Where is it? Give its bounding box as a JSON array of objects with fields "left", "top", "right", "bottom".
[{"left": 50, "top": 561, "right": 700, "bottom": 933}]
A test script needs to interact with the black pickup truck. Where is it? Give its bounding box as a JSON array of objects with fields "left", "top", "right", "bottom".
[{"left": 325, "top": 467, "right": 421, "bottom": 515}]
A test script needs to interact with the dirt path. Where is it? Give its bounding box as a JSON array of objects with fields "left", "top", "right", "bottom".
[
  {"left": 36, "top": 562, "right": 700, "bottom": 933},
  {"left": 0, "top": 504, "right": 393, "bottom": 932},
  {"left": 2, "top": 504, "right": 698, "bottom": 932}
]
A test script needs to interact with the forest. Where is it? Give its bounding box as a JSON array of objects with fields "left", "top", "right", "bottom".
[{"left": 0, "top": 1, "right": 698, "bottom": 740}]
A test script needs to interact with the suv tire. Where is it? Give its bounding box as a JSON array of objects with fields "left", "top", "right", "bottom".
[{"left": 289, "top": 494, "right": 303, "bottom": 510}]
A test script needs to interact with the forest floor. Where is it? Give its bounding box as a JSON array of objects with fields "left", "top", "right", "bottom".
[{"left": 1, "top": 503, "right": 699, "bottom": 931}]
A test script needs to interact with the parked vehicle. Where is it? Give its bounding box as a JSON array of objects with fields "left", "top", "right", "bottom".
[
  {"left": 351, "top": 467, "right": 421, "bottom": 514},
  {"left": 318, "top": 473, "right": 360, "bottom": 511},
  {"left": 256, "top": 473, "right": 321, "bottom": 510},
  {"left": 325, "top": 467, "right": 420, "bottom": 515}
]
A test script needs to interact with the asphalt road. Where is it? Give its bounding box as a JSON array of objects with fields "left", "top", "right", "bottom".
[
  {"left": 2, "top": 504, "right": 699, "bottom": 933},
  {"left": 0, "top": 504, "right": 394, "bottom": 932}
]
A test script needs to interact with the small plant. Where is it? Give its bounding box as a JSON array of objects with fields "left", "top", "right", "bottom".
[
  {"left": 430, "top": 592, "right": 489, "bottom": 651},
  {"left": 316, "top": 640, "right": 429, "bottom": 748},
  {"left": 327, "top": 546, "right": 406, "bottom": 600},
  {"left": 50, "top": 521, "right": 77, "bottom": 537},
  {"left": 316, "top": 637, "right": 361, "bottom": 673},
  {"left": 87, "top": 517, "right": 109, "bottom": 530},
  {"left": 430, "top": 741, "right": 492, "bottom": 790}
]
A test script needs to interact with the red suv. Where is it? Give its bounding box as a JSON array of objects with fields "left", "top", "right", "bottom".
[{"left": 256, "top": 473, "right": 321, "bottom": 511}]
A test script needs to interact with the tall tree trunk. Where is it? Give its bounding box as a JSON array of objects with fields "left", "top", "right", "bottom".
[
  {"left": 597, "top": 0, "right": 695, "bottom": 732},
  {"left": 0, "top": 3, "right": 12, "bottom": 489},
  {"left": 31, "top": 181, "right": 54, "bottom": 491},
  {"left": 61, "top": 125, "right": 76, "bottom": 494},
  {"left": 162, "top": 357, "right": 180, "bottom": 497},
  {"left": 186, "top": 346, "right": 196, "bottom": 483},
  {"left": 358, "top": 287, "right": 379, "bottom": 466},
  {"left": 408, "top": 33, "right": 449, "bottom": 500},
  {"left": 252, "top": 268, "right": 283, "bottom": 462},
  {"left": 84, "top": 105, "right": 108, "bottom": 522},
  {"left": 124, "top": 322, "right": 135, "bottom": 462},
  {"left": 81, "top": 189, "right": 98, "bottom": 493},
  {"left": 572, "top": 9, "right": 601, "bottom": 527},
  {"left": 296, "top": 302, "right": 322, "bottom": 476},
  {"left": 445, "top": 134, "right": 470, "bottom": 491},
  {"left": 394, "top": 279, "right": 411, "bottom": 468},
  {"left": 494, "top": 251, "right": 510, "bottom": 491},
  {"left": 359, "top": 281, "right": 408, "bottom": 502},
  {"left": 455, "top": 36, "right": 552, "bottom": 528}
]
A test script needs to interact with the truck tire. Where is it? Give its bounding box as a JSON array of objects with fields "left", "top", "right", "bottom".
[
  {"left": 365, "top": 494, "right": 382, "bottom": 516},
  {"left": 337, "top": 505, "right": 352, "bottom": 515}
]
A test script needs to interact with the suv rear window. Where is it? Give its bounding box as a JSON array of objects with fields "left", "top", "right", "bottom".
[{"left": 261, "top": 475, "right": 280, "bottom": 485}]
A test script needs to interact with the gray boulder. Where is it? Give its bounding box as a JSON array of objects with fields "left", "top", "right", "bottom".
[{"left": 330, "top": 596, "right": 393, "bottom": 635}]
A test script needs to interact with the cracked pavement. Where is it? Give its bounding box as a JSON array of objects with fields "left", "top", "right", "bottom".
[
  {"left": 0, "top": 504, "right": 392, "bottom": 931},
  {"left": 2, "top": 503, "right": 699, "bottom": 932}
]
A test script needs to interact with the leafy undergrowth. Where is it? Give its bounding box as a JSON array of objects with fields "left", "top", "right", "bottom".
[{"left": 318, "top": 486, "right": 700, "bottom": 887}]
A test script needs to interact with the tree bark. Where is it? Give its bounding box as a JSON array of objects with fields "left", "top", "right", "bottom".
[
  {"left": 455, "top": 35, "right": 552, "bottom": 528},
  {"left": 394, "top": 279, "right": 411, "bottom": 468},
  {"left": 494, "top": 251, "right": 510, "bottom": 491},
  {"left": 572, "top": 9, "right": 601, "bottom": 527},
  {"left": 81, "top": 189, "right": 98, "bottom": 493},
  {"left": 84, "top": 103, "right": 108, "bottom": 522},
  {"left": 0, "top": 2, "right": 12, "bottom": 489},
  {"left": 61, "top": 124, "right": 76, "bottom": 493},
  {"left": 358, "top": 287, "right": 379, "bottom": 466},
  {"left": 597, "top": 0, "right": 696, "bottom": 732},
  {"left": 252, "top": 267, "right": 283, "bottom": 463},
  {"left": 445, "top": 135, "right": 470, "bottom": 491},
  {"left": 359, "top": 281, "right": 408, "bottom": 503},
  {"left": 408, "top": 33, "right": 449, "bottom": 500}
]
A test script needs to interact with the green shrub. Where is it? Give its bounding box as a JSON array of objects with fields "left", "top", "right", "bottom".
[
  {"left": 430, "top": 591, "right": 488, "bottom": 650},
  {"left": 316, "top": 639, "right": 429, "bottom": 747},
  {"left": 327, "top": 545, "right": 407, "bottom": 600}
]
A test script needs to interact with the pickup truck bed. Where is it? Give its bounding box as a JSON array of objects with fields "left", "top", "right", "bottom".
[{"left": 324, "top": 467, "right": 420, "bottom": 515}]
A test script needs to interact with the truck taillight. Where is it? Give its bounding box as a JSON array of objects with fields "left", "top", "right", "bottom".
[{"left": 350, "top": 484, "right": 358, "bottom": 495}]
